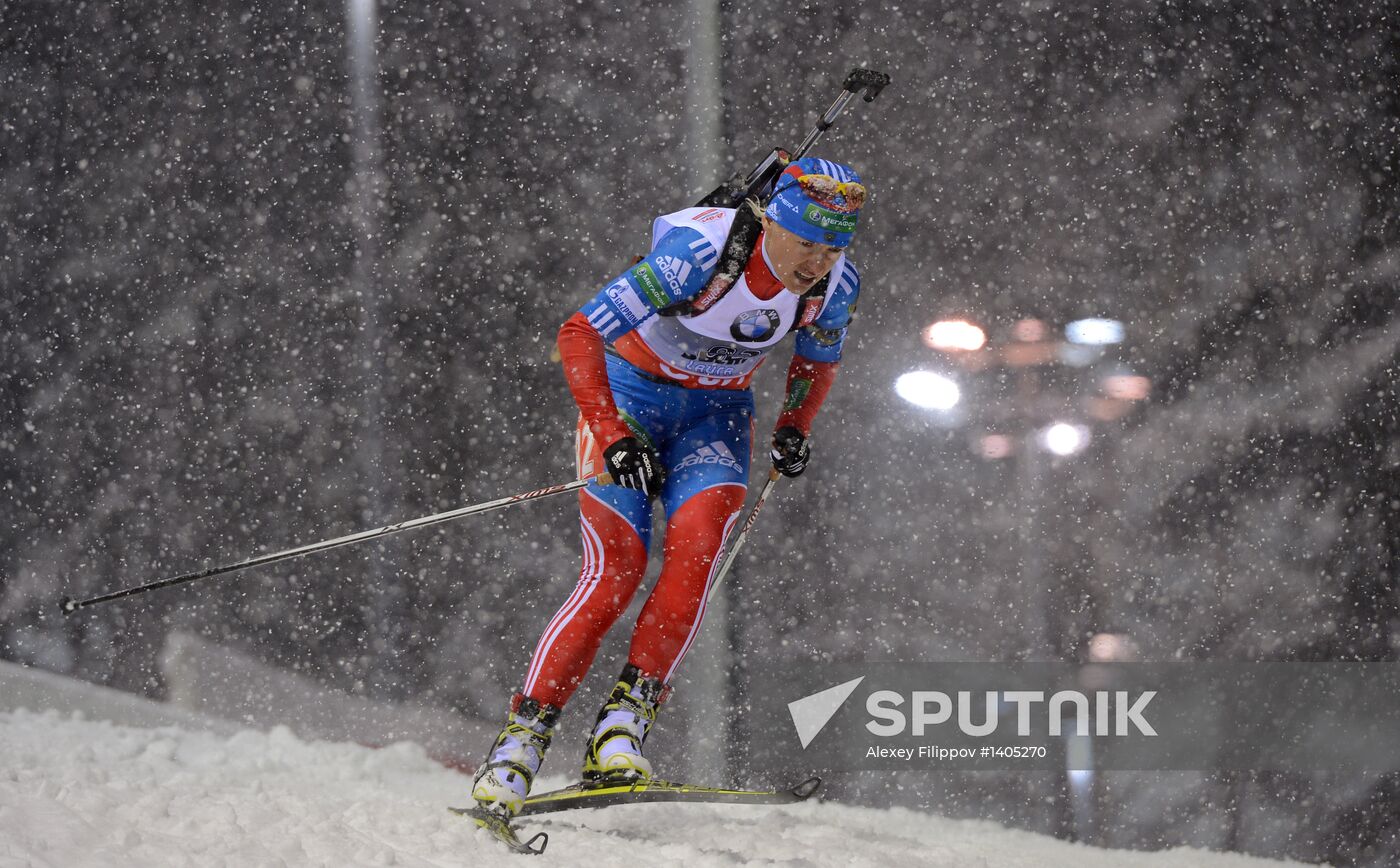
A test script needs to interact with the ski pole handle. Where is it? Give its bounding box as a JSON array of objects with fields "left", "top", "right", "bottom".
[{"left": 60, "top": 472, "right": 613, "bottom": 615}]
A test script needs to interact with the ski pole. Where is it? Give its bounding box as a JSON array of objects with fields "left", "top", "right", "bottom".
[
  {"left": 706, "top": 467, "right": 783, "bottom": 602},
  {"left": 59, "top": 472, "right": 614, "bottom": 615}
]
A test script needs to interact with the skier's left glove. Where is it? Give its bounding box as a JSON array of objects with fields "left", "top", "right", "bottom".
[{"left": 770, "top": 426, "right": 811, "bottom": 478}]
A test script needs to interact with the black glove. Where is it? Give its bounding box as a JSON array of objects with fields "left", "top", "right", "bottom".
[
  {"left": 603, "top": 436, "right": 665, "bottom": 496},
  {"left": 770, "top": 426, "right": 811, "bottom": 478}
]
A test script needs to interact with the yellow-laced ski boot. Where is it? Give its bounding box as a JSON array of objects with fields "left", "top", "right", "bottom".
[
  {"left": 582, "top": 664, "right": 669, "bottom": 783},
  {"left": 471, "top": 695, "right": 561, "bottom": 817}
]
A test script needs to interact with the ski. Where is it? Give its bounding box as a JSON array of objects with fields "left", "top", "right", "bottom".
[
  {"left": 452, "top": 777, "right": 819, "bottom": 854},
  {"left": 517, "top": 775, "right": 822, "bottom": 816},
  {"left": 449, "top": 804, "right": 549, "bottom": 856}
]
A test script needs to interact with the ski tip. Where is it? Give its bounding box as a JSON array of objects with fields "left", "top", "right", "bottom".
[
  {"left": 521, "top": 831, "right": 548, "bottom": 855},
  {"left": 791, "top": 776, "right": 823, "bottom": 800},
  {"left": 450, "top": 805, "right": 548, "bottom": 855}
]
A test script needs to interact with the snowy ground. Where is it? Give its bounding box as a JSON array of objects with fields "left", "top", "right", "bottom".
[{"left": 0, "top": 707, "right": 1308, "bottom": 868}]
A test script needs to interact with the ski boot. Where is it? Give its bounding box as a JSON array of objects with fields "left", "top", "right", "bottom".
[
  {"left": 471, "top": 694, "right": 561, "bottom": 817},
  {"left": 582, "top": 664, "right": 669, "bottom": 783}
]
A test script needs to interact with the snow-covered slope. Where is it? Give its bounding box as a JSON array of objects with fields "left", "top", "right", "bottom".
[{"left": 0, "top": 705, "right": 1305, "bottom": 868}]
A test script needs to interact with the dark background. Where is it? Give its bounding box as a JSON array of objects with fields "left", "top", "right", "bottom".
[{"left": 2, "top": 1, "right": 1397, "bottom": 864}]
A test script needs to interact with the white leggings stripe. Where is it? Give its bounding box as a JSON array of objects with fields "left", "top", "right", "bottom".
[
  {"left": 524, "top": 514, "right": 598, "bottom": 694},
  {"left": 523, "top": 510, "right": 604, "bottom": 696}
]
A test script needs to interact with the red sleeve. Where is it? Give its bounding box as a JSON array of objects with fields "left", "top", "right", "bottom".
[
  {"left": 775, "top": 355, "right": 840, "bottom": 437},
  {"left": 557, "top": 312, "right": 634, "bottom": 448}
]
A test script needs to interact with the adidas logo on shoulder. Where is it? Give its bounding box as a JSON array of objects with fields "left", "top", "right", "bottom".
[{"left": 655, "top": 255, "right": 693, "bottom": 294}]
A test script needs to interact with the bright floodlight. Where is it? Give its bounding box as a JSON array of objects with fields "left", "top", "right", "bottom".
[
  {"left": 895, "top": 371, "right": 961, "bottom": 410},
  {"left": 924, "top": 320, "right": 986, "bottom": 351},
  {"left": 1066, "top": 318, "right": 1124, "bottom": 345},
  {"left": 1040, "top": 422, "right": 1090, "bottom": 456}
]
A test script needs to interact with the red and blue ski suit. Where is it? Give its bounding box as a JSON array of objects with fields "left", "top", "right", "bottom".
[{"left": 520, "top": 205, "right": 861, "bottom": 709}]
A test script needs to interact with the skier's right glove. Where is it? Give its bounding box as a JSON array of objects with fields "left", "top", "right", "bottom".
[
  {"left": 770, "top": 425, "right": 811, "bottom": 478},
  {"left": 603, "top": 436, "right": 665, "bottom": 497}
]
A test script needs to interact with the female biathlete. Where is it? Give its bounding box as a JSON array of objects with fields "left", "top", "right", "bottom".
[{"left": 471, "top": 156, "right": 867, "bottom": 817}]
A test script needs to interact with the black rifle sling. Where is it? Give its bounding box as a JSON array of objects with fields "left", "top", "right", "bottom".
[
  {"left": 791, "top": 279, "right": 831, "bottom": 334},
  {"left": 658, "top": 206, "right": 761, "bottom": 318},
  {"left": 657, "top": 206, "right": 830, "bottom": 332}
]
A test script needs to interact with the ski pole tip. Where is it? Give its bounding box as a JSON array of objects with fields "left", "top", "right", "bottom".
[{"left": 59, "top": 596, "right": 78, "bottom": 616}]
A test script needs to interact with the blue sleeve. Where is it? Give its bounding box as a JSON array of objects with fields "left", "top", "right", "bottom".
[
  {"left": 793, "top": 259, "right": 860, "bottom": 363},
  {"left": 577, "top": 227, "right": 719, "bottom": 342}
]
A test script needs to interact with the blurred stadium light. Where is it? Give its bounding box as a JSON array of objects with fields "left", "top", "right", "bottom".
[
  {"left": 1039, "top": 422, "right": 1091, "bottom": 456},
  {"left": 1012, "top": 318, "right": 1049, "bottom": 342},
  {"left": 895, "top": 371, "right": 961, "bottom": 410},
  {"left": 1065, "top": 318, "right": 1124, "bottom": 345},
  {"left": 1102, "top": 374, "right": 1151, "bottom": 401},
  {"left": 1086, "top": 631, "right": 1139, "bottom": 662},
  {"left": 978, "top": 433, "right": 1015, "bottom": 459},
  {"left": 924, "top": 319, "right": 987, "bottom": 352}
]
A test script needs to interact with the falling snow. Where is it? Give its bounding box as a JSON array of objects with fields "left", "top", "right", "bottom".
[{"left": 2, "top": 2, "right": 1398, "bottom": 864}]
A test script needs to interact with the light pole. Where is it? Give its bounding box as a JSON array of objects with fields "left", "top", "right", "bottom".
[
  {"left": 682, "top": 0, "right": 730, "bottom": 785},
  {"left": 345, "top": 0, "right": 405, "bottom": 699}
]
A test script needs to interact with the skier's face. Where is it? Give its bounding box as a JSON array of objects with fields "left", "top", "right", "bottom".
[{"left": 760, "top": 217, "right": 844, "bottom": 295}]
